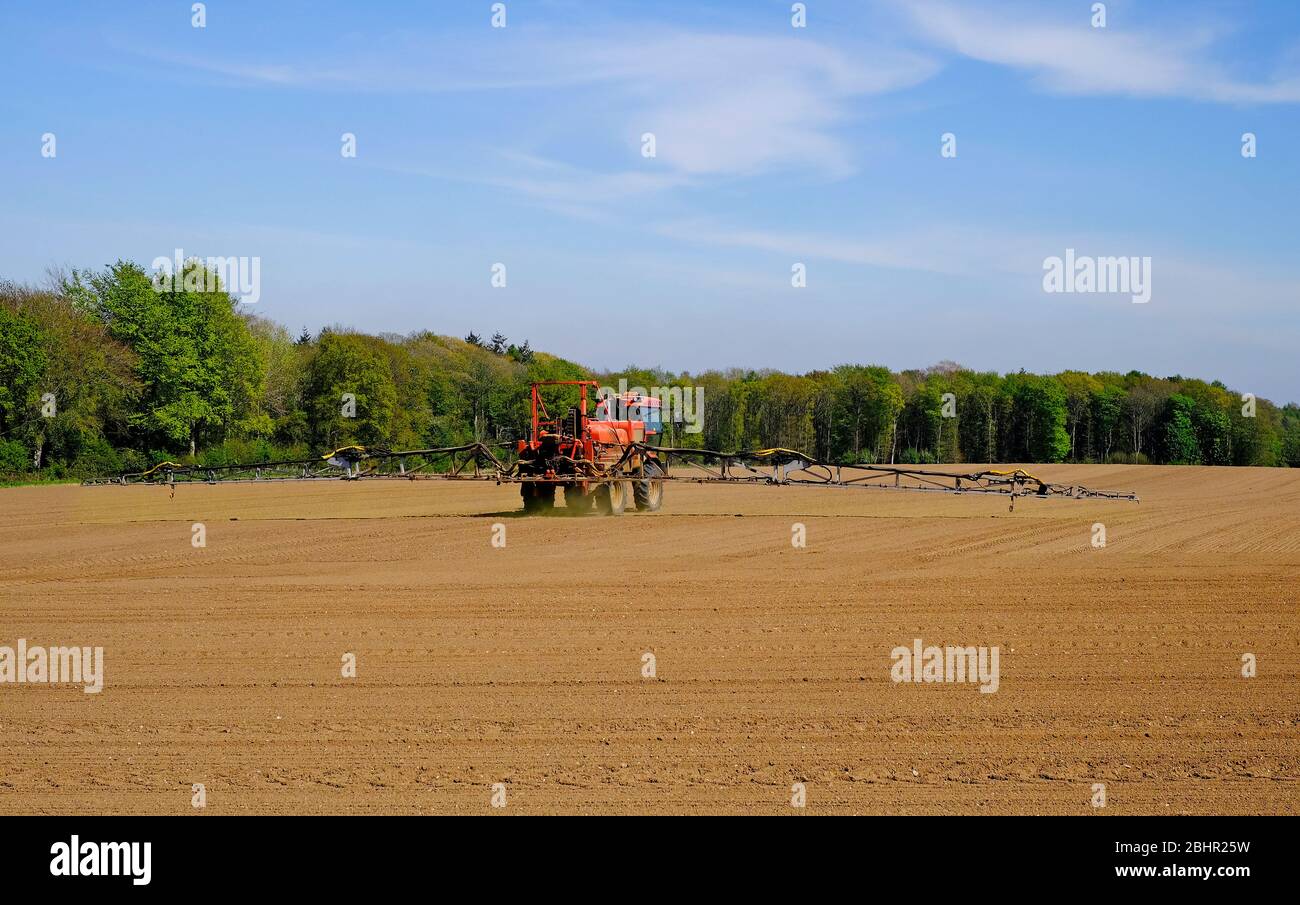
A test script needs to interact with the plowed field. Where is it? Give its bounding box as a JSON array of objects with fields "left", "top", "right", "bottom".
[{"left": 1, "top": 464, "right": 1296, "bottom": 814}]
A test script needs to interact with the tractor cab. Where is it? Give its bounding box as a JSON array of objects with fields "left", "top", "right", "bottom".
[{"left": 594, "top": 391, "right": 661, "bottom": 439}]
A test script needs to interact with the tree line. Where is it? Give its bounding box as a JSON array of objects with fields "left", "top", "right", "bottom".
[{"left": 1, "top": 259, "right": 1297, "bottom": 480}]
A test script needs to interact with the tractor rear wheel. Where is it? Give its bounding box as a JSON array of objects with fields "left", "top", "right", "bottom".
[
  {"left": 563, "top": 483, "right": 592, "bottom": 514},
  {"left": 634, "top": 460, "right": 664, "bottom": 512},
  {"left": 595, "top": 480, "right": 628, "bottom": 516},
  {"left": 521, "top": 482, "right": 555, "bottom": 514}
]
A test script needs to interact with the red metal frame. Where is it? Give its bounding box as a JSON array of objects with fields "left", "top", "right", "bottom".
[{"left": 524, "top": 380, "right": 600, "bottom": 460}]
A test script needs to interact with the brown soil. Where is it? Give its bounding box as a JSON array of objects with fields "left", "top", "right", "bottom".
[{"left": 1, "top": 464, "right": 1296, "bottom": 814}]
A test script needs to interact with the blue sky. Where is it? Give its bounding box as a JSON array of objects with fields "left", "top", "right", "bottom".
[{"left": 2, "top": 0, "right": 1298, "bottom": 401}]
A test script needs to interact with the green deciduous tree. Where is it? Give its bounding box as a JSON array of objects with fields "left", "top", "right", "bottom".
[
  {"left": 1159, "top": 394, "right": 1201, "bottom": 464},
  {"left": 0, "top": 304, "right": 46, "bottom": 466},
  {"left": 1002, "top": 372, "right": 1070, "bottom": 462},
  {"left": 70, "top": 260, "right": 261, "bottom": 457},
  {"left": 305, "top": 330, "right": 398, "bottom": 448}
]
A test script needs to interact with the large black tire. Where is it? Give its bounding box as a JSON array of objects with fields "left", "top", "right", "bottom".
[
  {"left": 521, "top": 482, "right": 555, "bottom": 514},
  {"left": 634, "top": 460, "right": 665, "bottom": 512},
  {"left": 563, "top": 483, "right": 592, "bottom": 514},
  {"left": 594, "top": 481, "right": 628, "bottom": 516}
]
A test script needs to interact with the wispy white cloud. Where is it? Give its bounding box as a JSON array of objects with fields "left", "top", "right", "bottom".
[
  {"left": 900, "top": 0, "right": 1300, "bottom": 103},
  {"left": 481, "top": 152, "right": 690, "bottom": 206},
  {"left": 581, "top": 31, "right": 936, "bottom": 177},
  {"left": 654, "top": 217, "right": 1300, "bottom": 318},
  {"left": 137, "top": 26, "right": 938, "bottom": 181},
  {"left": 370, "top": 152, "right": 691, "bottom": 223},
  {"left": 654, "top": 219, "right": 1049, "bottom": 277}
]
